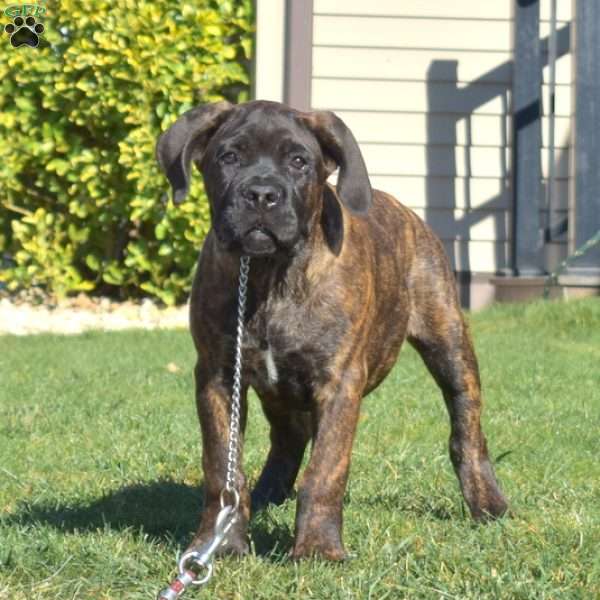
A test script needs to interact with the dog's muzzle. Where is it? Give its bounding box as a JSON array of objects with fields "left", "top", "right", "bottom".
[
  {"left": 240, "top": 181, "right": 284, "bottom": 211},
  {"left": 235, "top": 177, "right": 291, "bottom": 256}
]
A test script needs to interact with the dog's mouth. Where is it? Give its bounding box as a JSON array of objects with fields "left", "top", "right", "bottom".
[{"left": 242, "top": 225, "right": 279, "bottom": 256}]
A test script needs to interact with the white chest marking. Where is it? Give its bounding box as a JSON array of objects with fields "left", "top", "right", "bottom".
[{"left": 263, "top": 347, "right": 279, "bottom": 385}]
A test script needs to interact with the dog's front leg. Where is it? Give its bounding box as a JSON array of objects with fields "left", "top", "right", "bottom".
[
  {"left": 190, "top": 363, "right": 250, "bottom": 555},
  {"left": 291, "top": 368, "right": 365, "bottom": 561}
]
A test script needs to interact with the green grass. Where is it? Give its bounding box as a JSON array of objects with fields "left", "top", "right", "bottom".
[{"left": 1, "top": 298, "right": 599, "bottom": 599}]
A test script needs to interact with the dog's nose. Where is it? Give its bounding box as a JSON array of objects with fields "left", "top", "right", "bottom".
[{"left": 241, "top": 183, "right": 282, "bottom": 210}]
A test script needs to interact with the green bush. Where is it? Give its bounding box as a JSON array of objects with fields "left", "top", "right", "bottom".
[{"left": 0, "top": 0, "right": 252, "bottom": 304}]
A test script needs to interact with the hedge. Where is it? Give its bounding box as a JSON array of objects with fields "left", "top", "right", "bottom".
[{"left": 0, "top": 0, "right": 252, "bottom": 304}]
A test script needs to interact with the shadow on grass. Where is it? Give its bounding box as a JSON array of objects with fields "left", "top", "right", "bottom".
[
  {"left": 5, "top": 480, "right": 202, "bottom": 545},
  {"left": 5, "top": 479, "right": 294, "bottom": 559}
]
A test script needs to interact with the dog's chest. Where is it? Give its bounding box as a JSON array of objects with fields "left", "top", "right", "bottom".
[
  {"left": 248, "top": 339, "right": 280, "bottom": 387},
  {"left": 241, "top": 304, "right": 335, "bottom": 409}
]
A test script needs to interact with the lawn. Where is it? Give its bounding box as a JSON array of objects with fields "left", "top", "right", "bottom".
[{"left": 1, "top": 298, "right": 599, "bottom": 599}]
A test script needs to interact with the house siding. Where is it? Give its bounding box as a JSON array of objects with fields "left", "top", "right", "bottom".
[
  {"left": 254, "top": 0, "right": 286, "bottom": 103},
  {"left": 310, "top": 0, "right": 572, "bottom": 275}
]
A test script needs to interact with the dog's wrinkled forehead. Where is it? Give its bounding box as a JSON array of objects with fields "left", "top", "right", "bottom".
[{"left": 206, "top": 102, "right": 322, "bottom": 162}]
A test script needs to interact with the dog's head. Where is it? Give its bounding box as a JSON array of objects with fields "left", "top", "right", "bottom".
[{"left": 156, "top": 100, "right": 372, "bottom": 257}]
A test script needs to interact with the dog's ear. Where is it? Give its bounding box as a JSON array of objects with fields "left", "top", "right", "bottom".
[
  {"left": 156, "top": 101, "right": 233, "bottom": 204},
  {"left": 321, "top": 185, "right": 344, "bottom": 255},
  {"left": 301, "top": 110, "right": 372, "bottom": 214}
]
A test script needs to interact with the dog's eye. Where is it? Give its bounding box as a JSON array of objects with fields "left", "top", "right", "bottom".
[
  {"left": 290, "top": 156, "right": 307, "bottom": 170},
  {"left": 219, "top": 151, "right": 238, "bottom": 165}
]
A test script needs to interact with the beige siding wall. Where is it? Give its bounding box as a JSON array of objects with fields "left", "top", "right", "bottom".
[
  {"left": 311, "top": 0, "right": 573, "bottom": 273},
  {"left": 254, "top": 0, "right": 286, "bottom": 103}
]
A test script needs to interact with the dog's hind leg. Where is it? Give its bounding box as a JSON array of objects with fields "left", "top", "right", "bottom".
[
  {"left": 251, "top": 398, "right": 312, "bottom": 511},
  {"left": 408, "top": 303, "right": 508, "bottom": 521}
]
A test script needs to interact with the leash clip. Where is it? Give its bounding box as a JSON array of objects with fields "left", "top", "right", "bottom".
[{"left": 157, "top": 500, "right": 239, "bottom": 599}]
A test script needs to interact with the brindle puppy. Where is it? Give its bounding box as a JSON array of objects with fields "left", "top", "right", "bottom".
[{"left": 156, "top": 100, "right": 508, "bottom": 560}]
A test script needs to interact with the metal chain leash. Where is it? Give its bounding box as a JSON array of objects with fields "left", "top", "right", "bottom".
[
  {"left": 224, "top": 254, "right": 250, "bottom": 502},
  {"left": 158, "top": 255, "right": 251, "bottom": 600}
]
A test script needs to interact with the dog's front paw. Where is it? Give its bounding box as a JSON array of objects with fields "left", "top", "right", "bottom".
[
  {"left": 291, "top": 542, "right": 348, "bottom": 562},
  {"left": 290, "top": 535, "right": 348, "bottom": 561},
  {"left": 470, "top": 489, "right": 509, "bottom": 522},
  {"left": 458, "top": 459, "right": 509, "bottom": 522},
  {"left": 291, "top": 510, "right": 348, "bottom": 561}
]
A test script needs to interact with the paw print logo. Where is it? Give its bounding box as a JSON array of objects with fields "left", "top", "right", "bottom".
[{"left": 4, "top": 15, "right": 44, "bottom": 48}]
